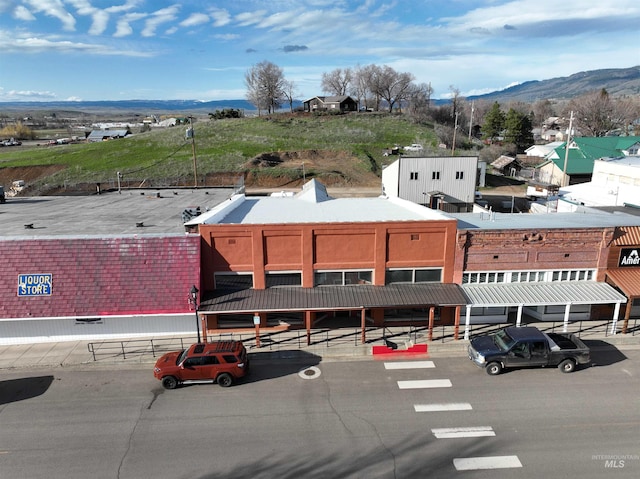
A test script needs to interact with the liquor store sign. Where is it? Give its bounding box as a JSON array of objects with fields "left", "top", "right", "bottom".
[
  {"left": 18, "top": 274, "right": 52, "bottom": 296},
  {"left": 619, "top": 248, "right": 640, "bottom": 267}
]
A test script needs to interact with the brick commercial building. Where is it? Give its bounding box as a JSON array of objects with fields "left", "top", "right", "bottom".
[
  {"left": 1, "top": 182, "right": 639, "bottom": 346},
  {"left": 186, "top": 180, "right": 467, "bottom": 344}
]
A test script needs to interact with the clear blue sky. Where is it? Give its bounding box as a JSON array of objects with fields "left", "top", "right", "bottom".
[{"left": 1, "top": 0, "right": 638, "bottom": 102}]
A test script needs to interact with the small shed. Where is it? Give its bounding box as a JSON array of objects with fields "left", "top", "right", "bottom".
[
  {"left": 87, "top": 129, "right": 129, "bottom": 142},
  {"left": 490, "top": 155, "right": 521, "bottom": 176}
]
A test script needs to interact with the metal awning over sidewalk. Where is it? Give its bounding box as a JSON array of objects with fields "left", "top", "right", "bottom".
[
  {"left": 460, "top": 281, "right": 627, "bottom": 338},
  {"left": 200, "top": 283, "right": 468, "bottom": 313},
  {"left": 461, "top": 281, "right": 627, "bottom": 306},
  {"left": 606, "top": 269, "right": 640, "bottom": 299}
]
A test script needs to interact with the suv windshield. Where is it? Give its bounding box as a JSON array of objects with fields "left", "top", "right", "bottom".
[
  {"left": 493, "top": 330, "right": 516, "bottom": 351},
  {"left": 176, "top": 349, "right": 188, "bottom": 365}
]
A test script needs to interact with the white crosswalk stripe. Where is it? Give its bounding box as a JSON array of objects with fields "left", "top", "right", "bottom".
[
  {"left": 432, "top": 426, "right": 495, "bottom": 438},
  {"left": 453, "top": 455, "right": 522, "bottom": 470},
  {"left": 397, "top": 379, "right": 452, "bottom": 389},
  {"left": 414, "top": 403, "right": 472, "bottom": 412},
  {"left": 384, "top": 360, "right": 435, "bottom": 369}
]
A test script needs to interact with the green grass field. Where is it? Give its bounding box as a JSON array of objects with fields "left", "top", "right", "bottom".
[{"left": 0, "top": 113, "right": 441, "bottom": 192}]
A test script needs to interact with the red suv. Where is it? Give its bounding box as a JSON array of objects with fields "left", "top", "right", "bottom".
[{"left": 153, "top": 341, "right": 249, "bottom": 389}]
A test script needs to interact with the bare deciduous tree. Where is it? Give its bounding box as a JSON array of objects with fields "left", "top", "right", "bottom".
[
  {"left": 245, "top": 60, "right": 286, "bottom": 115},
  {"left": 374, "top": 66, "right": 415, "bottom": 113},
  {"left": 531, "top": 99, "right": 556, "bottom": 127},
  {"left": 407, "top": 82, "right": 433, "bottom": 121},
  {"left": 321, "top": 68, "right": 353, "bottom": 96},
  {"left": 282, "top": 80, "right": 299, "bottom": 113},
  {"left": 566, "top": 89, "right": 640, "bottom": 137}
]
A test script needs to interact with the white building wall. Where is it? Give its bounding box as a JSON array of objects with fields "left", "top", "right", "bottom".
[
  {"left": 382, "top": 156, "right": 478, "bottom": 205},
  {"left": 381, "top": 160, "right": 400, "bottom": 198},
  {"left": 0, "top": 314, "right": 196, "bottom": 345}
]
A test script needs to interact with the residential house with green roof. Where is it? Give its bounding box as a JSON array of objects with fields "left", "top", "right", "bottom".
[{"left": 534, "top": 136, "right": 640, "bottom": 186}]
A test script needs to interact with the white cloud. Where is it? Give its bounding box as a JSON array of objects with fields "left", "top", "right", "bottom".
[
  {"left": 180, "top": 13, "right": 209, "bottom": 28},
  {"left": 235, "top": 10, "right": 267, "bottom": 27},
  {"left": 13, "top": 5, "right": 36, "bottom": 21},
  {"left": 114, "top": 12, "right": 146, "bottom": 38},
  {"left": 215, "top": 33, "right": 240, "bottom": 41},
  {"left": 1, "top": 89, "right": 57, "bottom": 100},
  {"left": 209, "top": 8, "right": 231, "bottom": 27},
  {"left": 23, "top": 0, "right": 76, "bottom": 31},
  {"left": 65, "top": 0, "right": 110, "bottom": 35},
  {"left": 0, "top": 30, "right": 154, "bottom": 57},
  {"left": 142, "top": 5, "right": 180, "bottom": 37}
]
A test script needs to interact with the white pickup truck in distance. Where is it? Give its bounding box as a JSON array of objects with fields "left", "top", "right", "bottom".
[{"left": 403, "top": 143, "right": 424, "bottom": 152}]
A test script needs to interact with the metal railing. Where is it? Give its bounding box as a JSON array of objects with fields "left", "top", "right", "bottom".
[
  {"left": 87, "top": 337, "right": 195, "bottom": 361},
  {"left": 85, "top": 318, "right": 639, "bottom": 361}
]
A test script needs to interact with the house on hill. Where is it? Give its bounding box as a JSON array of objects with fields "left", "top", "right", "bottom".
[{"left": 303, "top": 95, "right": 358, "bottom": 113}]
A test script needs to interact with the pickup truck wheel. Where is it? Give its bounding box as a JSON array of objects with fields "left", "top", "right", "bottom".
[
  {"left": 559, "top": 359, "right": 576, "bottom": 373},
  {"left": 486, "top": 362, "right": 502, "bottom": 376},
  {"left": 162, "top": 376, "right": 178, "bottom": 390},
  {"left": 217, "top": 373, "right": 233, "bottom": 387}
]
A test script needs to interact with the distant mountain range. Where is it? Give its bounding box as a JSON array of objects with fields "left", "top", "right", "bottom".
[
  {"left": 466, "top": 65, "right": 640, "bottom": 103},
  {"left": 1, "top": 66, "right": 638, "bottom": 113}
]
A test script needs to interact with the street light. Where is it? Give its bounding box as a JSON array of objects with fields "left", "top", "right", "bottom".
[{"left": 190, "top": 285, "right": 201, "bottom": 343}]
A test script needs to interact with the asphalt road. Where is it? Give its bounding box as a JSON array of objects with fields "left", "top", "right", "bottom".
[{"left": 1, "top": 347, "right": 639, "bottom": 479}]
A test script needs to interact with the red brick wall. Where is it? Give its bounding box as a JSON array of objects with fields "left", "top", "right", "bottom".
[
  {"left": 0, "top": 235, "right": 200, "bottom": 319},
  {"left": 457, "top": 228, "right": 611, "bottom": 276},
  {"left": 200, "top": 220, "right": 457, "bottom": 289}
]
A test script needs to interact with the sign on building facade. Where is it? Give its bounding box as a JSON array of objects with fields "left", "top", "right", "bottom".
[
  {"left": 619, "top": 248, "right": 640, "bottom": 267},
  {"left": 17, "top": 274, "right": 52, "bottom": 296}
]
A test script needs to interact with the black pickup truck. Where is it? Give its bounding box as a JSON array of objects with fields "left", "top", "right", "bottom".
[{"left": 468, "top": 326, "right": 590, "bottom": 375}]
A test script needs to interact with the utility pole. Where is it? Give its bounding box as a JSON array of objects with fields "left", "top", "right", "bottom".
[
  {"left": 451, "top": 112, "right": 459, "bottom": 155},
  {"left": 561, "top": 111, "right": 574, "bottom": 187},
  {"left": 187, "top": 117, "right": 198, "bottom": 187},
  {"left": 468, "top": 101, "right": 474, "bottom": 141}
]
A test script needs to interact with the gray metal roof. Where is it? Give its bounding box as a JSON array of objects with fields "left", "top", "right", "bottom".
[
  {"left": 448, "top": 209, "right": 640, "bottom": 230},
  {"left": 461, "top": 281, "right": 627, "bottom": 306},
  {"left": 200, "top": 283, "right": 468, "bottom": 314},
  {"left": 0, "top": 188, "right": 235, "bottom": 236}
]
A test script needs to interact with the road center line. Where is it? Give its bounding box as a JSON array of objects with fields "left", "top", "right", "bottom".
[
  {"left": 453, "top": 456, "right": 522, "bottom": 470},
  {"left": 384, "top": 361, "right": 435, "bottom": 369},
  {"left": 397, "top": 379, "right": 452, "bottom": 389},
  {"left": 432, "top": 426, "right": 495, "bottom": 438},
  {"left": 414, "top": 403, "right": 472, "bottom": 412}
]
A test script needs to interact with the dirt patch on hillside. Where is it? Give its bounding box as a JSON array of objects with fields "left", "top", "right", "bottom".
[
  {"left": 0, "top": 165, "right": 66, "bottom": 190},
  {"left": 244, "top": 149, "right": 380, "bottom": 188}
]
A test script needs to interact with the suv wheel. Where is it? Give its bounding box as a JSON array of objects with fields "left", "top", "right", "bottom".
[
  {"left": 217, "top": 373, "right": 233, "bottom": 387},
  {"left": 486, "top": 362, "right": 503, "bottom": 376},
  {"left": 162, "top": 376, "right": 178, "bottom": 390}
]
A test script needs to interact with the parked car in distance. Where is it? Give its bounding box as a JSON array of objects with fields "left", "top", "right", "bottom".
[
  {"left": 403, "top": 143, "right": 424, "bottom": 152},
  {"left": 468, "top": 326, "right": 590, "bottom": 375},
  {"left": 154, "top": 340, "right": 249, "bottom": 389}
]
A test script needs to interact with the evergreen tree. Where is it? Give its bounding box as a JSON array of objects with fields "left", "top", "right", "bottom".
[
  {"left": 504, "top": 108, "right": 534, "bottom": 153},
  {"left": 482, "top": 102, "right": 505, "bottom": 142}
]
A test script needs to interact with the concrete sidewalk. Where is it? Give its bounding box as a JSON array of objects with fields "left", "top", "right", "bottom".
[{"left": 1, "top": 322, "right": 639, "bottom": 370}]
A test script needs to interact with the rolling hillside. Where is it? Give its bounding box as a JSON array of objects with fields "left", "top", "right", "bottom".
[{"left": 0, "top": 114, "right": 438, "bottom": 195}]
